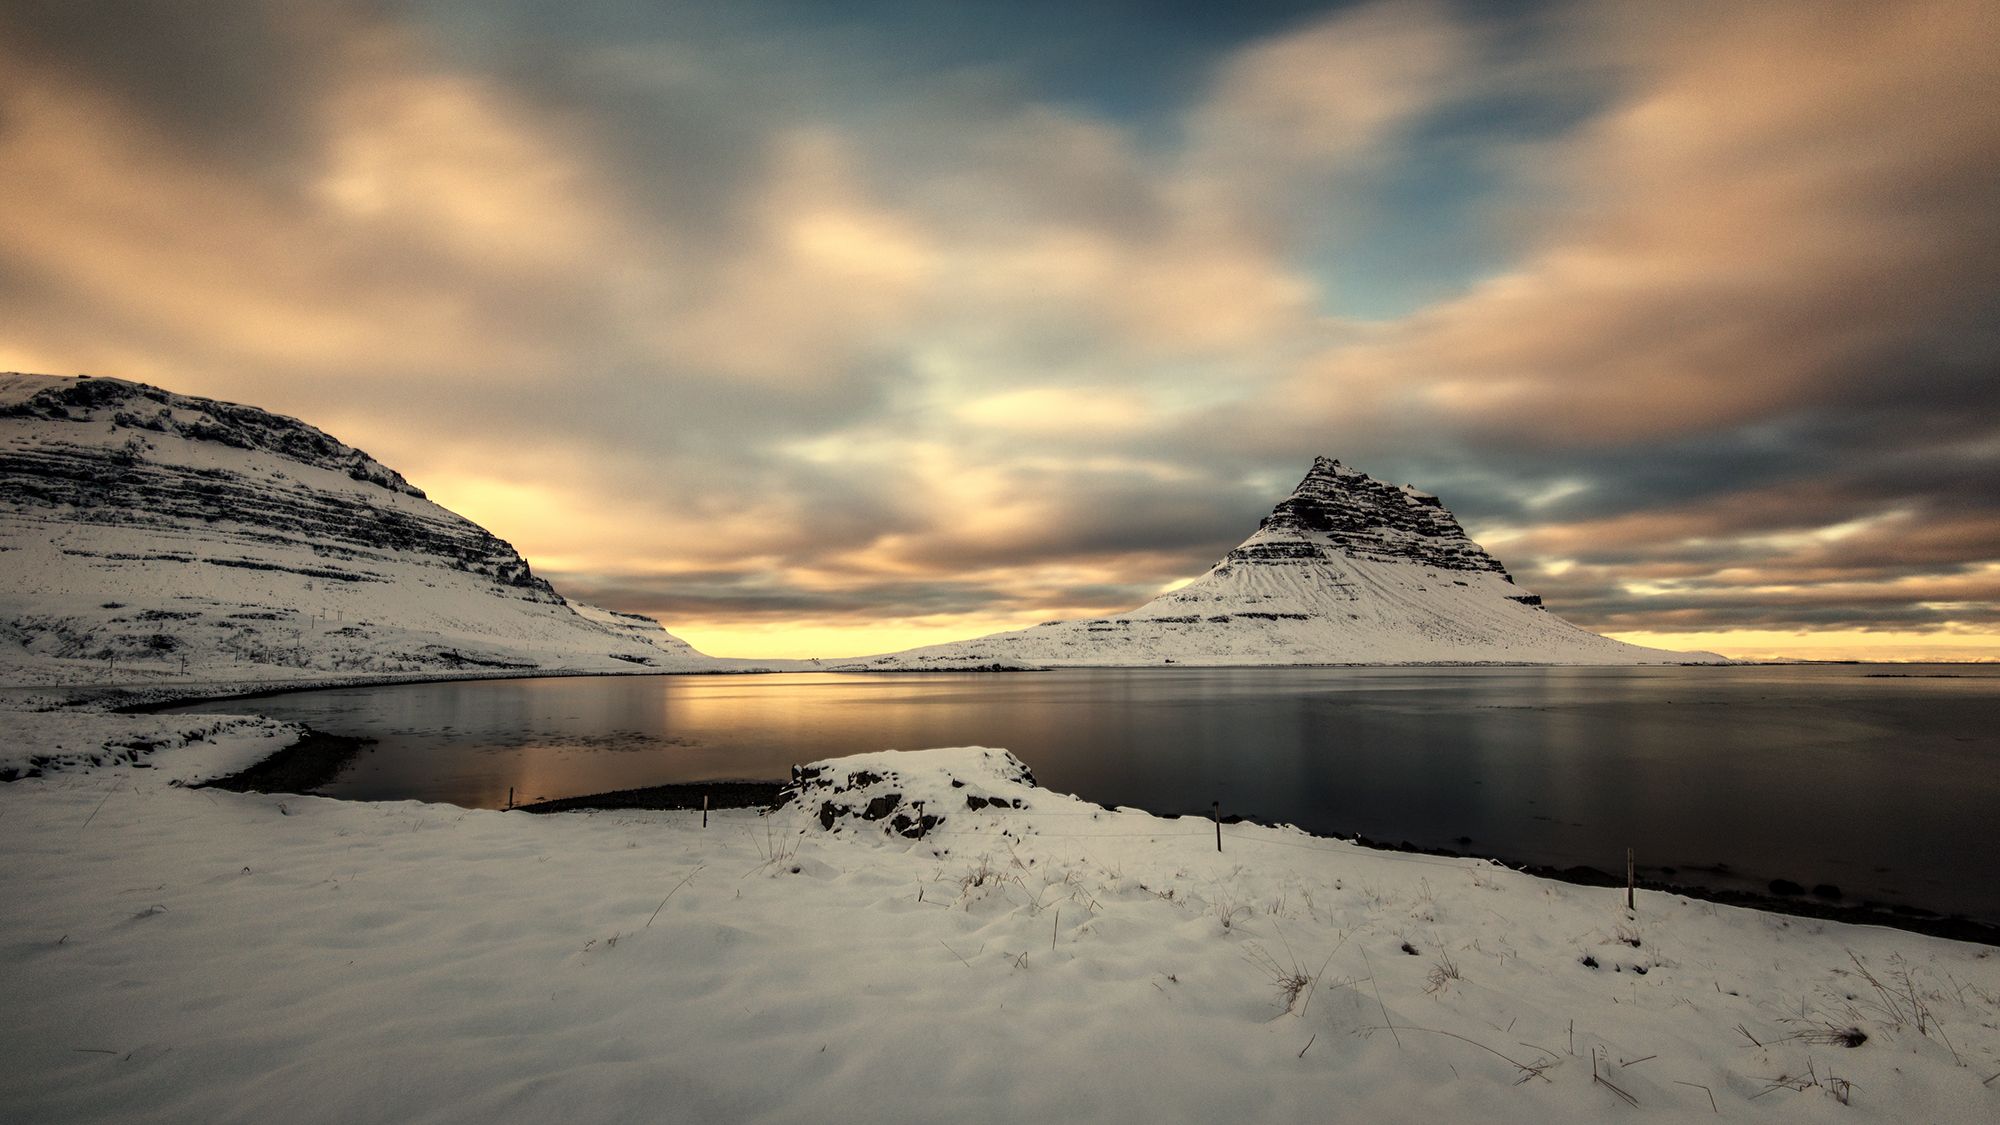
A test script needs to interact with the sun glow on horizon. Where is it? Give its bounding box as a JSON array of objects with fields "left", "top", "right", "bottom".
[
  {"left": 672, "top": 622, "right": 2000, "bottom": 666},
  {"left": 666, "top": 614, "right": 1059, "bottom": 662},
  {"left": 1606, "top": 629, "right": 2000, "bottom": 664}
]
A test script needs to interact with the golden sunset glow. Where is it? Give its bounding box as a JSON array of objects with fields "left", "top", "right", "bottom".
[{"left": 1607, "top": 631, "right": 2000, "bottom": 666}]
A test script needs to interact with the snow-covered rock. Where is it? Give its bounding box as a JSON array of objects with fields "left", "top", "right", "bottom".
[
  {"left": 0, "top": 373, "right": 713, "bottom": 685},
  {"left": 781, "top": 747, "right": 1039, "bottom": 839},
  {"left": 847, "top": 457, "right": 1719, "bottom": 667}
]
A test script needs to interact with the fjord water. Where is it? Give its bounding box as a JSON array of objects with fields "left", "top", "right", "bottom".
[{"left": 172, "top": 665, "right": 2000, "bottom": 922}]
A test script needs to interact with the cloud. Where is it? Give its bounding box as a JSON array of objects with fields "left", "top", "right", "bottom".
[
  {"left": 0, "top": 0, "right": 1995, "bottom": 659},
  {"left": 0, "top": 19, "right": 640, "bottom": 387},
  {"left": 1256, "top": 0, "right": 2000, "bottom": 449},
  {"left": 1185, "top": 0, "right": 1475, "bottom": 214},
  {"left": 0, "top": 0, "right": 351, "bottom": 171}
]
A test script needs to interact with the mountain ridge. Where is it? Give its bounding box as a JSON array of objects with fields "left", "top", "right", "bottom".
[
  {"left": 837, "top": 457, "right": 1719, "bottom": 668},
  {"left": 0, "top": 373, "right": 714, "bottom": 685}
]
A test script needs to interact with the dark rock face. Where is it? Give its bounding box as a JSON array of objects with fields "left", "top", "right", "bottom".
[
  {"left": 1245, "top": 456, "right": 1509, "bottom": 576},
  {"left": 1, "top": 376, "right": 422, "bottom": 495},
  {"left": 0, "top": 376, "right": 560, "bottom": 599},
  {"left": 784, "top": 765, "right": 941, "bottom": 838}
]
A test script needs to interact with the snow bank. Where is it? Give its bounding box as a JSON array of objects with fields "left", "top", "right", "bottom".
[{"left": 3, "top": 727, "right": 1996, "bottom": 1123}]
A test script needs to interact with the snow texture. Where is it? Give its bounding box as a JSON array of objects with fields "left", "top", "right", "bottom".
[
  {"left": 2, "top": 734, "right": 1995, "bottom": 1123},
  {"left": 0, "top": 373, "right": 715, "bottom": 686},
  {"left": 845, "top": 457, "right": 1721, "bottom": 668}
]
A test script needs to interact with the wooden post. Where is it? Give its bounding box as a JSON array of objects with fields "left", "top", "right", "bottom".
[
  {"left": 506, "top": 786, "right": 514, "bottom": 810},
  {"left": 702, "top": 794, "right": 709, "bottom": 829},
  {"left": 1625, "top": 847, "right": 1635, "bottom": 911},
  {"left": 1213, "top": 801, "right": 1222, "bottom": 853}
]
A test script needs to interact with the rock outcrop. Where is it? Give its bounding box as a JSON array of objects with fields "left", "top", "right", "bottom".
[{"left": 779, "top": 747, "right": 1041, "bottom": 841}]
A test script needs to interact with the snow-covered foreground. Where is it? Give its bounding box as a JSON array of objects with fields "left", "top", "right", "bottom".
[{"left": 3, "top": 723, "right": 1997, "bottom": 1123}]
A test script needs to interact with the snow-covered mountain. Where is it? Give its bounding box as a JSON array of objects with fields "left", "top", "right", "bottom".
[
  {"left": 0, "top": 373, "right": 713, "bottom": 685},
  {"left": 844, "top": 457, "right": 1719, "bottom": 668}
]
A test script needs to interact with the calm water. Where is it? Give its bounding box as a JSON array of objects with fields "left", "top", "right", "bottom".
[{"left": 171, "top": 665, "right": 2000, "bottom": 922}]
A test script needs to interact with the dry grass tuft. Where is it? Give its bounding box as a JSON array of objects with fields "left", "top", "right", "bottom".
[
  {"left": 1753, "top": 1058, "right": 1856, "bottom": 1106},
  {"left": 1787, "top": 1021, "right": 1868, "bottom": 1048},
  {"left": 1424, "top": 951, "right": 1464, "bottom": 995},
  {"left": 1244, "top": 925, "right": 1349, "bottom": 1017}
]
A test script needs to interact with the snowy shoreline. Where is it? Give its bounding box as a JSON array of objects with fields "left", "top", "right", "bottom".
[
  {"left": 21, "top": 663, "right": 1993, "bottom": 948},
  {"left": 420, "top": 777, "right": 2000, "bottom": 949},
  {"left": 3, "top": 728, "right": 1998, "bottom": 1123}
]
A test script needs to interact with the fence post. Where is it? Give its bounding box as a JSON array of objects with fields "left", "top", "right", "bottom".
[{"left": 1626, "top": 847, "right": 1635, "bottom": 911}]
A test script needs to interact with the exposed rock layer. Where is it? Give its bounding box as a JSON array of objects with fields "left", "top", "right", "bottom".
[{"left": 1249, "top": 456, "right": 1508, "bottom": 575}]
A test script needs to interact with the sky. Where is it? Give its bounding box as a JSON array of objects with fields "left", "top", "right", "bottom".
[{"left": 1, "top": 0, "right": 1996, "bottom": 661}]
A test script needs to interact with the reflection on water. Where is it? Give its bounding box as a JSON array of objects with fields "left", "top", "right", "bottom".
[{"left": 171, "top": 665, "right": 2000, "bottom": 922}]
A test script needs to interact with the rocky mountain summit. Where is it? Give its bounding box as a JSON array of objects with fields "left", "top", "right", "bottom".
[
  {"left": 1246, "top": 456, "right": 1509, "bottom": 575},
  {"left": 848, "top": 457, "right": 1717, "bottom": 668},
  {"left": 0, "top": 373, "right": 711, "bottom": 685}
]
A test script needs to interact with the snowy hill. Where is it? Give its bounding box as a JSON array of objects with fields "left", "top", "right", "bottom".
[
  {"left": 846, "top": 457, "right": 1717, "bottom": 668},
  {"left": 0, "top": 373, "right": 713, "bottom": 685}
]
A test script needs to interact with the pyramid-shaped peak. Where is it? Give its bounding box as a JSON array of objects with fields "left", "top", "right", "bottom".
[
  {"left": 1252, "top": 456, "right": 1507, "bottom": 575},
  {"left": 857, "top": 453, "right": 1714, "bottom": 666}
]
